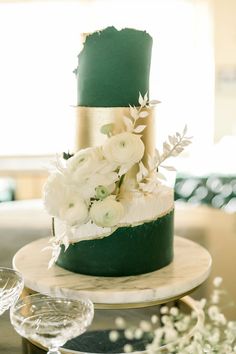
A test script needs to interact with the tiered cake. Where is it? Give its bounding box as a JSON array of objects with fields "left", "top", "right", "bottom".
[{"left": 43, "top": 27, "right": 190, "bottom": 276}]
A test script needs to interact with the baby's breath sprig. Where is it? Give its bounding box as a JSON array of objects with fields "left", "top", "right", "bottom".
[{"left": 110, "top": 277, "right": 236, "bottom": 354}]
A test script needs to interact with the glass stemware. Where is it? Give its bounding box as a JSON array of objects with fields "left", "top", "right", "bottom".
[
  {"left": 0, "top": 267, "right": 24, "bottom": 315},
  {"left": 10, "top": 293, "right": 94, "bottom": 354}
]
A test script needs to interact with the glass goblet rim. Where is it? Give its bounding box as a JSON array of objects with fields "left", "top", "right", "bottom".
[
  {"left": 0, "top": 266, "right": 24, "bottom": 286},
  {"left": 10, "top": 293, "right": 94, "bottom": 352},
  {"left": 0, "top": 266, "right": 23, "bottom": 278},
  {"left": 11, "top": 292, "right": 94, "bottom": 316}
]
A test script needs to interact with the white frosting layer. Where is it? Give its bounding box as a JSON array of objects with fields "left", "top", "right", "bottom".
[{"left": 55, "top": 185, "right": 174, "bottom": 243}]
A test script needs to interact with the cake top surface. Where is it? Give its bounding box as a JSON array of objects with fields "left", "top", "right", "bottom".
[{"left": 80, "top": 26, "right": 152, "bottom": 45}]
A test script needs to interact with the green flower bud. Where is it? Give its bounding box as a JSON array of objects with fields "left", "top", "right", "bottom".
[
  {"left": 95, "top": 185, "right": 110, "bottom": 200},
  {"left": 100, "top": 123, "right": 114, "bottom": 136}
]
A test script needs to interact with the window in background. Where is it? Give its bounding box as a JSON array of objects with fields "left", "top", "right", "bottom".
[{"left": 0, "top": 0, "right": 214, "bottom": 156}]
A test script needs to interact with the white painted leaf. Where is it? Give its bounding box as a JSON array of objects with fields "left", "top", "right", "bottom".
[
  {"left": 163, "top": 142, "right": 171, "bottom": 152},
  {"left": 156, "top": 172, "right": 167, "bottom": 180},
  {"left": 181, "top": 140, "right": 192, "bottom": 146},
  {"left": 138, "top": 92, "right": 145, "bottom": 106},
  {"left": 149, "top": 99, "right": 161, "bottom": 105},
  {"left": 161, "top": 165, "right": 176, "bottom": 171},
  {"left": 144, "top": 92, "right": 148, "bottom": 102},
  {"left": 175, "top": 147, "right": 184, "bottom": 153},
  {"left": 176, "top": 132, "right": 181, "bottom": 138},
  {"left": 173, "top": 136, "right": 178, "bottom": 144},
  {"left": 171, "top": 150, "right": 179, "bottom": 157},
  {"left": 123, "top": 116, "right": 133, "bottom": 132},
  {"left": 183, "top": 124, "right": 187, "bottom": 136},
  {"left": 129, "top": 105, "right": 139, "bottom": 120},
  {"left": 124, "top": 115, "right": 133, "bottom": 122},
  {"left": 169, "top": 135, "right": 178, "bottom": 145},
  {"left": 168, "top": 135, "right": 175, "bottom": 145},
  {"left": 155, "top": 149, "right": 161, "bottom": 163},
  {"left": 139, "top": 111, "right": 149, "bottom": 118},
  {"left": 134, "top": 125, "right": 146, "bottom": 133}
]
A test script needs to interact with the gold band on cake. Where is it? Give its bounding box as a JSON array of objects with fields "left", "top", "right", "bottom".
[{"left": 74, "top": 106, "right": 156, "bottom": 165}]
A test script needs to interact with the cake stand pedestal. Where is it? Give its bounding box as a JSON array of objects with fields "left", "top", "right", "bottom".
[{"left": 13, "top": 236, "right": 211, "bottom": 353}]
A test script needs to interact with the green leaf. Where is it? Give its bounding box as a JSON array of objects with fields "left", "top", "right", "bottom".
[{"left": 63, "top": 151, "right": 74, "bottom": 160}]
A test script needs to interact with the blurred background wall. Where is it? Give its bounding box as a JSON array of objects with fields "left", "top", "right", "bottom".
[
  {"left": 0, "top": 0, "right": 235, "bottom": 202},
  {"left": 213, "top": 0, "right": 236, "bottom": 142}
]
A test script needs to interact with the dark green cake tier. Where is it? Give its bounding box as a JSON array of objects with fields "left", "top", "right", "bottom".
[
  {"left": 76, "top": 27, "right": 152, "bottom": 107},
  {"left": 56, "top": 210, "right": 174, "bottom": 277}
]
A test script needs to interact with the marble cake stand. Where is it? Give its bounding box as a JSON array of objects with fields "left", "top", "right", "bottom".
[{"left": 13, "top": 236, "right": 212, "bottom": 309}]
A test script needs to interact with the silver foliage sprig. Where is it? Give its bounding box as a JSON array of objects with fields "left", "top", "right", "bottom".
[{"left": 156, "top": 125, "right": 192, "bottom": 172}]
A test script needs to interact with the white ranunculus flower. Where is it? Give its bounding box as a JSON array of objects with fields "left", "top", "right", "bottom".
[
  {"left": 59, "top": 199, "right": 88, "bottom": 226},
  {"left": 102, "top": 132, "right": 145, "bottom": 168},
  {"left": 43, "top": 173, "right": 74, "bottom": 217},
  {"left": 90, "top": 197, "right": 124, "bottom": 227},
  {"left": 67, "top": 147, "right": 106, "bottom": 179},
  {"left": 73, "top": 171, "right": 118, "bottom": 200},
  {"left": 88, "top": 171, "right": 118, "bottom": 189}
]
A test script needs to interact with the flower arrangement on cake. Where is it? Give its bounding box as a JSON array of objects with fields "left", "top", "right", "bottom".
[{"left": 43, "top": 93, "right": 191, "bottom": 267}]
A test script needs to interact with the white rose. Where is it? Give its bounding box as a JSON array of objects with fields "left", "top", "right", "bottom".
[
  {"left": 59, "top": 199, "right": 88, "bottom": 226},
  {"left": 102, "top": 132, "right": 144, "bottom": 168},
  {"left": 90, "top": 197, "right": 124, "bottom": 227}
]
